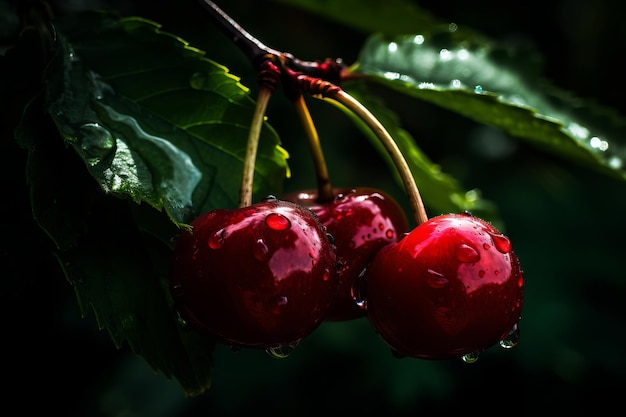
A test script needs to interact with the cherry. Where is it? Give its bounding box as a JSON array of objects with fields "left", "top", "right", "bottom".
[
  {"left": 364, "top": 212, "right": 524, "bottom": 360},
  {"left": 283, "top": 187, "right": 410, "bottom": 321},
  {"left": 169, "top": 197, "right": 338, "bottom": 351}
]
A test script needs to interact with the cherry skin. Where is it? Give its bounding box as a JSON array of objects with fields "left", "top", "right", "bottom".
[
  {"left": 364, "top": 212, "right": 524, "bottom": 359},
  {"left": 283, "top": 187, "right": 410, "bottom": 321},
  {"left": 169, "top": 197, "right": 338, "bottom": 350}
]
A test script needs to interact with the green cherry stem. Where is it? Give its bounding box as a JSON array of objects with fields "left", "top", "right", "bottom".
[
  {"left": 296, "top": 75, "right": 428, "bottom": 225},
  {"left": 332, "top": 89, "right": 428, "bottom": 225},
  {"left": 239, "top": 85, "right": 273, "bottom": 208},
  {"left": 291, "top": 94, "right": 334, "bottom": 203}
]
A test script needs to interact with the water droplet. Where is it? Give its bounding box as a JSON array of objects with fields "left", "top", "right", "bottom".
[
  {"left": 489, "top": 232, "right": 512, "bottom": 253},
  {"left": 499, "top": 323, "right": 520, "bottom": 349},
  {"left": 456, "top": 243, "right": 480, "bottom": 263},
  {"left": 474, "top": 85, "right": 483, "bottom": 94},
  {"left": 78, "top": 123, "right": 116, "bottom": 165},
  {"left": 322, "top": 268, "right": 330, "bottom": 282},
  {"left": 189, "top": 72, "right": 208, "bottom": 89},
  {"left": 461, "top": 351, "right": 480, "bottom": 363},
  {"left": 385, "top": 229, "right": 394, "bottom": 239},
  {"left": 262, "top": 194, "right": 278, "bottom": 202},
  {"left": 265, "top": 342, "right": 299, "bottom": 359},
  {"left": 265, "top": 213, "right": 291, "bottom": 231},
  {"left": 208, "top": 229, "right": 225, "bottom": 249},
  {"left": 175, "top": 310, "right": 189, "bottom": 329},
  {"left": 483, "top": 243, "right": 491, "bottom": 250},
  {"left": 426, "top": 269, "right": 448, "bottom": 288},
  {"left": 326, "top": 233, "right": 335, "bottom": 245},
  {"left": 253, "top": 239, "right": 269, "bottom": 261},
  {"left": 352, "top": 269, "right": 368, "bottom": 310},
  {"left": 170, "top": 283, "right": 184, "bottom": 298}
]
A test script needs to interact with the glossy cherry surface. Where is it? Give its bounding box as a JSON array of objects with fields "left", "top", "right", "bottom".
[
  {"left": 283, "top": 187, "right": 410, "bottom": 321},
  {"left": 364, "top": 212, "right": 524, "bottom": 359},
  {"left": 169, "top": 197, "right": 338, "bottom": 350}
]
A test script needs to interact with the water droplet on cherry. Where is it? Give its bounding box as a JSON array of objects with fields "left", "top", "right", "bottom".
[
  {"left": 499, "top": 323, "right": 520, "bottom": 349},
  {"left": 265, "top": 213, "right": 291, "bottom": 231},
  {"left": 489, "top": 232, "right": 512, "bottom": 253},
  {"left": 253, "top": 238, "right": 269, "bottom": 261},
  {"left": 265, "top": 341, "right": 299, "bottom": 359},
  {"left": 461, "top": 351, "right": 480, "bottom": 363},
  {"left": 426, "top": 269, "right": 448, "bottom": 288},
  {"left": 208, "top": 229, "right": 225, "bottom": 249},
  {"left": 352, "top": 269, "right": 368, "bottom": 310},
  {"left": 456, "top": 243, "right": 480, "bottom": 263}
]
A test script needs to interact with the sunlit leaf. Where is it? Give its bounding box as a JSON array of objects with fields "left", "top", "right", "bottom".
[{"left": 352, "top": 31, "right": 626, "bottom": 180}]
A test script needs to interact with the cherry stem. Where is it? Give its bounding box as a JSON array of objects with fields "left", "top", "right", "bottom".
[
  {"left": 239, "top": 85, "right": 273, "bottom": 208},
  {"left": 333, "top": 89, "right": 428, "bottom": 225},
  {"left": 295, "top": 75, "right": 428, "bottom": 225},
  {"left": 291, "top": 94, "right": 334, "bottom": 203}
]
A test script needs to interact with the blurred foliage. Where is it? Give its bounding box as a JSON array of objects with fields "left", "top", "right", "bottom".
[{"left": 2, "top": 0, "right": 626, "bottom": 415}]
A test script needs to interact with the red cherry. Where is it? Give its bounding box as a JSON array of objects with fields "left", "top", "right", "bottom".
[
  {"left": 169, "top": 197, "right": 338, "bottom": 351},
  {"left": 364, "top": 212, "right": 524, "bottom": 360},
  {"left": 283, "top": 187, "right": 410, "bottom": 321}
]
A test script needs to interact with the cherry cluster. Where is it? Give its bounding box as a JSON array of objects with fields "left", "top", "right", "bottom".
[
  {"left": 168, "top": 0, "right": 524, "bottom": 362},
  {"left": 169, "top": 189, "right": 524, "bottom": 361}
]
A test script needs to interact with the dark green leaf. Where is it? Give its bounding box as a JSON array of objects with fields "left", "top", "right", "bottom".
[
  {"left": 16, "top": 96, "right": 214, "bottom": 396},
  {"left": 353, "top": 32, "right": 626, "bottom": 180},
  {"left": 46, "top": 11, "right": 289, "bottom": 227}
]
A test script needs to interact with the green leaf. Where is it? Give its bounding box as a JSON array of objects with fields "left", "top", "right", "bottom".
[
  {"left": 352, "top": 31, "right": 626, "bottom": 180},
  {"left": 45, "top": 11, "right": 289, "bottom": 227},
  {"left": 16, "top": 96, "right": 214, "bottom": 396},
  {"left": 340, "top": 82, "right": 500, "bottom": 224}
]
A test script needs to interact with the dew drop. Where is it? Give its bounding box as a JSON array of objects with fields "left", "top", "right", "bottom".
[
  {"left": 265, "top": 341, "right": 299, "bottom": 359},
  {"left": 189, "top": 72, "right": 207, "bottom": 89},
  {"left": 322, "top": 268, "right": 330, "bottom": 282},
  {"left": 262, "top": 194, "right": 278, "bottom": 202},
  {"left": 385, "top": 229, "right": 394, "bottom": 239},
  {"left": 490, "top": 233, "right": 512, "bottom": 253},
  {"left": 208, "top": 229, "right": 225, "bottom": 249},
  {"left": 78, "top": 123, "right": 116, "bottom": 165},
  {"left": 265, "top": 213, "right": 291, "bottom": 231},
  {"left": 499, "top": 323, "right": 520, "bottom": 349},
  {"left": 456, "top": 243, "right": 480, "bottom": 263},
  {"left": 426, "top": 269, "right": 448, "bottom": 288},
  {"left": 461, "top": 351, "right": 480, "bottom": 363},
  {"left": 483, "top": 243, "right": 491, "bottom": 250},
  {"left": 174, "top": 310, "right": 189, "bottom": 329},
  {"left": 253, "top": 239, "right": 269, "bottom": 261},
  {"left": 352, "top": 269, "right": 368, "bottom": 310},
  {"left": 170, "top": 283, "right": 184, "bottom": 298}
]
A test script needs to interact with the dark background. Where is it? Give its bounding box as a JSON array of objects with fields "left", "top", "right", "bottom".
[{"left": 3, "top": 0, "right": 626, "bottom": 415}]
